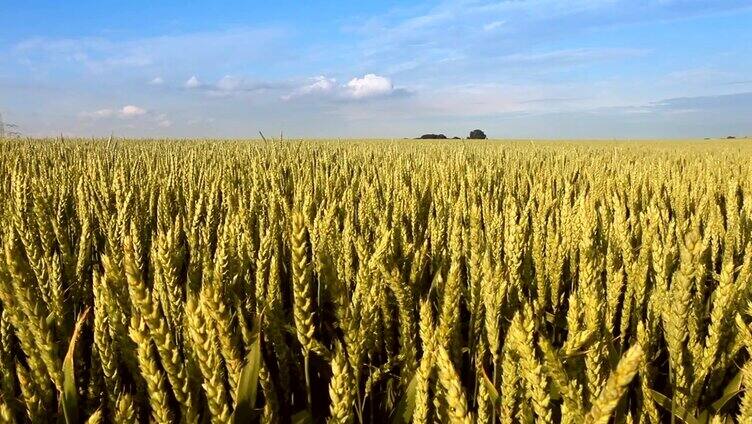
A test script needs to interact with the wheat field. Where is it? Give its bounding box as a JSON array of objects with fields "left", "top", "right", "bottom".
[{"left": 1, "top": 138, "right": 751, "bottom": 423}]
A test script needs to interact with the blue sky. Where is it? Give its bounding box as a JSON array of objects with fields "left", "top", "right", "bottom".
[{"left": 1, "top": 0, "right": 751, "bottom": 138}]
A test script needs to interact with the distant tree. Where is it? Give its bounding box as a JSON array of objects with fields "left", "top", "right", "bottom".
[
  {"left": 469, "top": 129, "right": 486, "bottom": 139},
  {"left": 419, "top": 134, "right": 447, "bottom": 139},
  {"left": 0, "top": 112, "right": 21, "bottom": 138}
]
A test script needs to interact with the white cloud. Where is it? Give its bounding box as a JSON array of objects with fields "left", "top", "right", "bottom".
[
  {"left": 283, "top": 74, "right": 399, "bottom": 101},
  {"left": 483, "top": 21, "right": 505, "bottom": 31},
  {"left": 79, "top": 105, "right": 148, "bottom": 120},
  {"left": 216, "top": 75, "right": 242, "bottom": 91},
  {"left": 78, "top": 105, "right": 174, "bottom": 132},
  {"left": 345, "top": 74, "right": 394, "bottom": 99},
  {"left": 149, "top": 76, "right": 164, "bottom": 85},
  {"left": 180, "top": 75, "right": 294, "bottom": 97},
  {"left": 185, "top": 75, "right": 201, "bottom": 88},
  {"left": 302, "top": 76, "right": 337, "bottom": 94},
  {"left": 119, "top": 105, "right": 146, "bottom": 118},
  {"left": 196, "top": 75, "right": 295, "bottom": 97},
  {"left": 282, "top": 76, "right": 337, "bottom": 100}
]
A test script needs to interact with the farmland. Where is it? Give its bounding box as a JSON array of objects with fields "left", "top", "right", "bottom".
[{"left": 1, "top": 138, "right": 751, "bottom": 423}]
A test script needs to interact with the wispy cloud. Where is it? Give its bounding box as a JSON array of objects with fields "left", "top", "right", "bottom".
[
  {"left": 350, "top": 0, "right": 749, "bottom": 74},
  {"left": 155, "top": 114, "right": 172, "bottom": 128},
  {"left": 11, "top": 26, "right": 290, "bottom": 77},
  {"left": 497, "top": 48, "right": 649, "bottom": 66},
  {"left": 650, "top": 91, "right": 752, "bottom": 113}
]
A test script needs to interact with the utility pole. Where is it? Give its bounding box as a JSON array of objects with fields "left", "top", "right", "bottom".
[{"left": 0, "top": 112, "right": 5, "bottom": 139}]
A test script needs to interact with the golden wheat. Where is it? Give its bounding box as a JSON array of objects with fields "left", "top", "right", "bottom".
[{"left": 0, "top": 138, "right": 751, "bottom": 423}]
